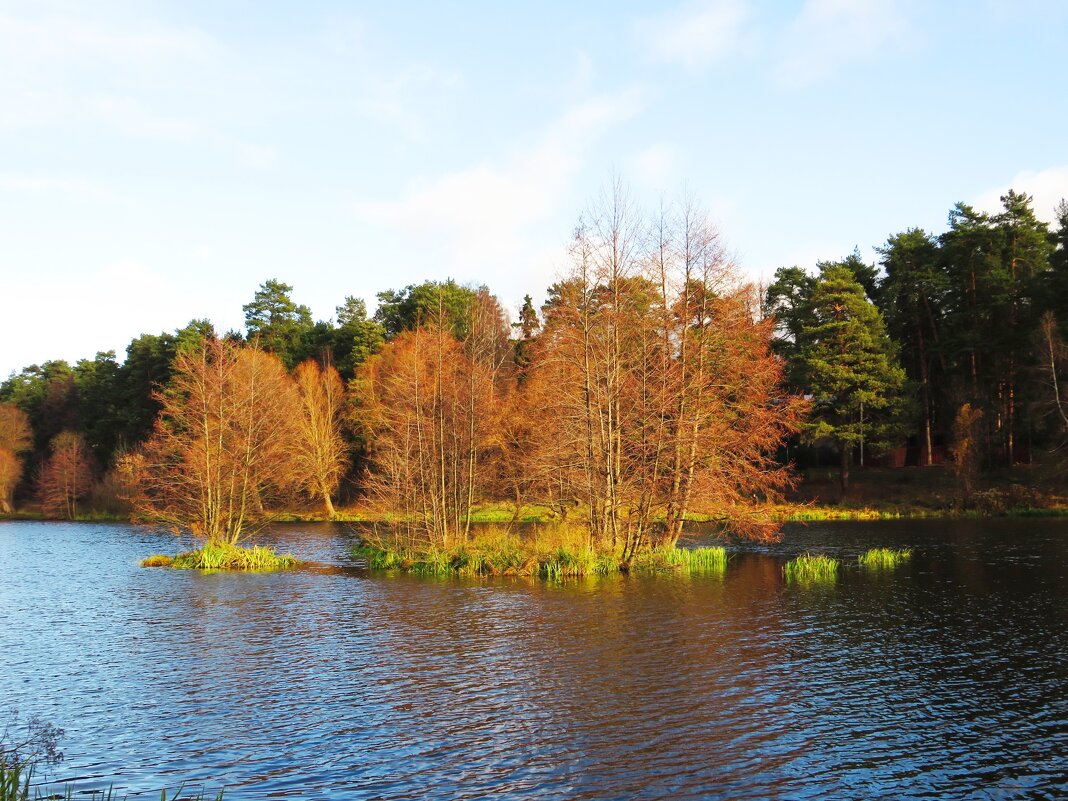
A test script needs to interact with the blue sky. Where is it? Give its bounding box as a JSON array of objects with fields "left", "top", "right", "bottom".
[{"left": 3, "top": 0, "right": 1067, "bottom": 374}]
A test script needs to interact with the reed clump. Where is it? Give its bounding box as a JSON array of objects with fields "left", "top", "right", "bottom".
[
  {"left": 158, "top": 542, "right": 296, "bottom": 571},
  {"left": 630, "top": 546, "right": 727, "bottom": 574},
  {"left": 858, "top": 547, "right": 912, "bottom": 569},
  {"left": 783, "top": 553, "right": 839, "bottom": 584},
  {"left": 140, "top": 554, "right": 174, "bottom": 568}
]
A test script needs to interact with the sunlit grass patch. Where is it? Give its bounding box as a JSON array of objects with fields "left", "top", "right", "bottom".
[
  {"left": 168, "top": 542, "right": 296, "bottom": 571},
  {"left": 140, "top": 554, "right": 174, "bottom": 568},
  {"left": 783, "top": 553, "right": 839, "bottom": 584},
  {"left": 858, "top": 547, "right": 912, "bottom": 569}
]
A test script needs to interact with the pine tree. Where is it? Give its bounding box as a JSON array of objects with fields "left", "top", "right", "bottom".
[{"left": 797, "top": 266, "right": 906, "bottom": 493}]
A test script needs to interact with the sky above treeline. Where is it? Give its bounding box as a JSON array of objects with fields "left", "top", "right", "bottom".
[{"left": 3, "top": 0, "right": 1067, "bottom": 374}]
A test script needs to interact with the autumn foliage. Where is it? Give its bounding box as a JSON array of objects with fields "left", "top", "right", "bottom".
[
  {"left": 0, "top": 403, "right": 32, "bottom": 514},
  {"left": 353, "top": 189, "right": 803, "bottom": 555},
  {"left": 38, "top": 431, "right": 94, "bottom": 519},
  {"left": 132, "top": 338, "right": 303, "bottom": 544},
  {"left": 293, "top": 359, "right": 348, "bottom": 517},
  {"left": 525, "top": 188, "right": 804, "bottom": 556}
]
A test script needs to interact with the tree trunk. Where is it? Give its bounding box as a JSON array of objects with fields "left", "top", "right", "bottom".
[{"left": 839, "top": 446, "right": 850, "bottom": 497}]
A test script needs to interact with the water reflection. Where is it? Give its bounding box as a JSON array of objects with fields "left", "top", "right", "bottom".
[{"left": 0, "top": 519, "right": 1065, "bottom": 799}]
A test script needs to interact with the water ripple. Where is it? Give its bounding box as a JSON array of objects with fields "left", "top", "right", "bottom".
[{"left": 0, "top": 519, "right": 1066, "bottom": 799}]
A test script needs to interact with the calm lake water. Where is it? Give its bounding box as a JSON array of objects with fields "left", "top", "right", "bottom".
[{"left": 0, "top": 519, "right": 1066, "bottom": 800}]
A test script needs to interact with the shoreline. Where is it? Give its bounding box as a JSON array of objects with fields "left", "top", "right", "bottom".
[{"left": 4, "top": 502, "right": 1068, "bottom": 526}]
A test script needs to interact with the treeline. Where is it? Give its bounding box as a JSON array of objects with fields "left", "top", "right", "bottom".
[
  {"left": 765, "top": 190, "right": 1068, "bottom": 491},
  {"left": 2, "top": 186, "right": 1066, "bottom": 532}
]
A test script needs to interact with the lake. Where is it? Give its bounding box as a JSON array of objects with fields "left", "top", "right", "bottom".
[{"left": 0, "top": 519, "right": 1066, "bottom": 799}]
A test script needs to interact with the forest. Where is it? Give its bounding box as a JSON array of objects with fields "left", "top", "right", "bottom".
[{"left": 2, "top": 187, "right": 1067, "bottom": 557}]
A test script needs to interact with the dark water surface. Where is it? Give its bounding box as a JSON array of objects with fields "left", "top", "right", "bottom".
[{"left": 1, "top": 519, "right": 1066, "bottom": 800}]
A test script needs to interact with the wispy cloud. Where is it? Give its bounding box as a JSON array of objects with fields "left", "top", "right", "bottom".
[
  {"left": 0, "top": 172, "right": 119, "bottom": 201},
  {"left": 352, "top": 62, "right": 464, "bottom": 141},
  {"left": 91, "top": 95, "right": 200, "bottom": 140},
  {"left": 0, "top": 9, "right": 221, "bottom": 132},
  {"left": 0, "top": 12, "right": 216, "bottom": 66},
  {"left": 972, "top": 165, "right": 1068, "bottom": 223},
  {"left": 353, "top": 88, "right": 645, "bottom": 289},
  {"left": 775, "top": 0, "right": 909, "bottom": 86},
  {"left": 638, "top": 0, "right": 753, "bottom": 70}
]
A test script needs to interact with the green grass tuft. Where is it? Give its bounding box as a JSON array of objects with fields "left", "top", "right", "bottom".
[
  {"left": 167, "top": 542, "right": 296, "bottom": 572},
  {"left": 783, "top": 553, "right": 839, "bottom": 584},
  {"left": 858, "top": 547, "right": 912, "bottom": 569}
]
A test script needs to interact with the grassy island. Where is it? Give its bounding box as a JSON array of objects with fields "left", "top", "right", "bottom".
[
  {"left": 141, "top": 542, "right": 296, "bottom": 571},
  {"left": 352, "top": 527, "right": 728, "bottom": 579}
]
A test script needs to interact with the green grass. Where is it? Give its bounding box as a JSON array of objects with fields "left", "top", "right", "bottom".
[
  {"left": 159, "top": 542, "right": 296, "bottom": 571},
  {"left": 858, "top": 547, "right": 913, "bottom": 569},
  {"left": 783, "top": 553, "right": 840, "bottom": 584},
  {"left": 630, "top": 546, "right": 727, "bottom": 574},
  {"left": 1, "top": 763, "right": 31, "bottom": 801}
]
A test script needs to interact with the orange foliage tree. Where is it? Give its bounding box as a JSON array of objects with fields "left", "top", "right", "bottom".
[
  {"left": 353, "top": 293, "right": 509, "bottom": 548},
  {"left": 293, "top": 359, "right": 348, "bottom": 517},
  {"left": 38, "top": 431, "right": 94, "bottom": 519},
  {"left": 133, "top": 338, "right": 302, "bottom": 544},
  {"left": 0, "top": 403, "right": 32, "bottom": 513},
  {"left": 531, "top": 187, "right": 804, "bottom": 557}
]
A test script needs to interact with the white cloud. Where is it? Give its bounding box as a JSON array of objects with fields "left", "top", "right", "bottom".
[
  {"left": 775, "top": 0, "right": 908, "bottom": 86},
  {"left": 352, "top": 88, "right": 645, "bottom": 292},
  {"left": 638, "top": 0, "right": 753, "bottom": 69},
  {"left": 972, "top": 166, "right": 1068, "bottom": 223},
  {"left": 91, "top": 96, "right": 199, "bottom": 140},
  {"left": 0, "top": 259, "right": 189, "bottom": 370}
]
